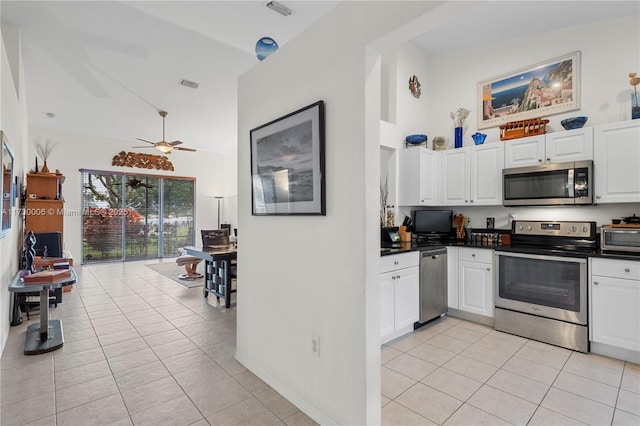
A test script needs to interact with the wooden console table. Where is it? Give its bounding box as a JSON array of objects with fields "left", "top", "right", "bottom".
[
  {"left": 183, "top": 245, "right": 236, "bottom": 308},
  {"left": 8, "top": 268, "right": 76, "bottom": 354}
]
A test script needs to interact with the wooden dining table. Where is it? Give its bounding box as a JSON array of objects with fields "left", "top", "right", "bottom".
[{"left": 183, "top": 245, "right": 237, "bottom": 308}]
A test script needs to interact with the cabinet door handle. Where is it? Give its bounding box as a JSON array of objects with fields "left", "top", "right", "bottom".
[
  {"left": 624, "top": 268, "right": 631, "bottom": 272},
  {"left": 392, "top": 275, "right": 396, "bottom": 280},
  {"left": 596, "top": 195, "right": 601, "bottom": 199},
  {"left": 396, "top": 274, "right": 401, "bottom": 279},
  {"left": 593, "top": 281, "right": 599, "bottom": 285},
  {"left": 538, "top": 159, "right": 543, "bottom": 162},
  {"left": 546, "top": 158, "right": 550, "bottom": 162},
  {"left": 486, "top": 268, "right": 490, "bottom": 271},
  {"left": 471, "top": 254, "right": 476, "bottom": 257},
  {"left": 470, "top": 200, "right": 474, "bottom": 203}
]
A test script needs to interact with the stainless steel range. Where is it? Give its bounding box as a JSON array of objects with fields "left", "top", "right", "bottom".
[{"left": 494, "top": 220, "right": 597, "bottom": 352}]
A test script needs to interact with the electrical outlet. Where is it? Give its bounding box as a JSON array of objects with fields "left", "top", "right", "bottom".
[{"left": 311, "top": 335, "right": 320, "bottom": 358}]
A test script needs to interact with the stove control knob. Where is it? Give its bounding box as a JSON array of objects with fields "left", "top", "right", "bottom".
[
  {"left": 583, "top": 226, "right": 588, "bottom": 232},
  {"left": 526, "top": 225, "right": 533, "bottom": 231},
  {"left": 518, "top": 225, "right": 524, "bottom": 231},
  {"left": 571, "top": 226, "right": 577, "bottom": 232}
]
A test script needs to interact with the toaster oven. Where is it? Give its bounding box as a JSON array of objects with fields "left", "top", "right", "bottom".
[{"left": 601, "top": 226, "right": 640, "bottom": 254}]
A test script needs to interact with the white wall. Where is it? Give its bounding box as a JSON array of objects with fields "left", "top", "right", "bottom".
[
  {"left": 424, "top": 14, "right": 640, "bottom": 147},
  {"left": 392, "top": 14, "right": 640, "bottom": 227},
  {"left": 1, "top": 24, "right": 28, "bottom": 355},
  {"left": 235, "top": 2, "right": 439, "bottom": 424}
]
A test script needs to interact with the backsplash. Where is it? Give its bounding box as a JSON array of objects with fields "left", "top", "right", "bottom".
[{"left": 398, "top": 203, "right": 640, "bottom": 231}]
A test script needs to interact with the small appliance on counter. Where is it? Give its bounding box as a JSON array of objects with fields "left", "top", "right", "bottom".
[{"left": 601, "top": 224, "right": 640, "bottom": 254}]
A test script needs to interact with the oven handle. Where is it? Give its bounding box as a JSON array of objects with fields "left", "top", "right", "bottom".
[{"left": 494, "top": 251, "right": 586, "bottom": 264}]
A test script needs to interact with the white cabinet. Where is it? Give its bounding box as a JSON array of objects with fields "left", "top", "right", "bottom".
[
  {"left": 441, "top": 148, "right": 470, "bottom": 205},
  {"left": 504, "top": 127, "right": 593, "bottom": 168},
  {"left": 590, "top": 258, "right": 640, "bottom": 358},
  {"left": 593, "top": 120, "right": 640, "bottom": 204},
  {"left": 380, "top": 251, "right": 419, "bottom": 344},
  {"left": 458, "top": 248, "right": 494, "bottom": 318},
  {"left": 446, "top": 247, "right": 494, "bottom": 319},
  {"left": 471, "top": 142, "right": 504, "bottom": 205},
  {"left": 398, "top": 147, "right": 440, "bottom": 206},
  {"left": 446, "top": 247, "right": 459, "bottom": 309},
  {"left": 441, "top": 142, "right": 504, "bottom": 206}
]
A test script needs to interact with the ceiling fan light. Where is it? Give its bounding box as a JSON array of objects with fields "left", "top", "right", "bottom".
[
  {"left": 265, "top": 1, "right": 292, "bottom": 16},
  {"left": 156, "top": 145, "right": 172, "bottom": 154}
]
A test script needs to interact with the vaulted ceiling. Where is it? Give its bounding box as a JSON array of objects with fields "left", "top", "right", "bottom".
[{"left": 2, "top": 1, "right": 637, "bottom": 154}]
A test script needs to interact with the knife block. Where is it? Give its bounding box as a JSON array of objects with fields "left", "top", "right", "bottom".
[{"left": 399, "top": 226, "right": 411, "bottom": 242}]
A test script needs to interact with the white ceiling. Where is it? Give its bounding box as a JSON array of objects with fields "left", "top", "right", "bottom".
[
  {"left": 1, "top": 0, "right": 341, "bottom": 154},
  {"left": 2, "top": 1, "right": 638, "bottom": 154}
]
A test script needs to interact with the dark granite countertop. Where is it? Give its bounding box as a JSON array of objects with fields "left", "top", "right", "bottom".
[
  {"left": 381, "top": 239, "right": 499, "bottom": 256},
  {"left": 381, "top": 240, "right": 640, "bottom": 262}
]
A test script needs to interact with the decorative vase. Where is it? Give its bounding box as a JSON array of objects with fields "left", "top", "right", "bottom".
[
  {"left": 255, "top": 37, "right": 279, "bottom": 61},
  {"left": 41, "top": 160, "right": 50, "bottom": 174},
  {"left": 454, "top": 127, "right": 463, "bottom": 148}
]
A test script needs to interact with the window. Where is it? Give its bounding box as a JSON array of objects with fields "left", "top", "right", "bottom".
[{"left": 81, "top": 170, "right": 195, "bottom": 263}]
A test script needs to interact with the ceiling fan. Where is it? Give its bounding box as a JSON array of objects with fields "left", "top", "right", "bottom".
[{"left": 133, "top": 110, "right": 197, "bottom": 154}]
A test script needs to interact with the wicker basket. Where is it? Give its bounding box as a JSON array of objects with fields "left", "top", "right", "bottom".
[{"left": 499, "top": 118, "right": 549, "bottom": 141}]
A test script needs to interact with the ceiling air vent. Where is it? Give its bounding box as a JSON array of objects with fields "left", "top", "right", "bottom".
[{"left": 179, "top": 79, "right": 199, "bottom": 89}]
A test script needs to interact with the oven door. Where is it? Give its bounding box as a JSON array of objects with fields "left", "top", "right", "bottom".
[{"left": 495, "top": 251, "right": 587, "bottom": 325}]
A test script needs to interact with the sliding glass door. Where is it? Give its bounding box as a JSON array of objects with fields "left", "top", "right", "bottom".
[{"left": 81, "top": 170, "right": 195, "bottom": 264}]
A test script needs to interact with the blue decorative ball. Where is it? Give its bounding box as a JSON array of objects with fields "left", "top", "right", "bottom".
[{"left": 255, "top": 37, "right": 279, "bottom": 61}]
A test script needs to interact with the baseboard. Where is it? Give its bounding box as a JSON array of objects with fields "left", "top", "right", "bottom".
[
  {"left": 590, "top": 341, "right": 640, "bottom": 364},
  {"left": 234, "top": 351, "right": 338, "bottom": 425},
  {"left": 446, "top": 308, "right": 494, "bottom": 327}
]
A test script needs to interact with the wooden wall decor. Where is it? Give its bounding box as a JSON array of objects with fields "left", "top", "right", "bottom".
[{"left": 112, "top": 151, "right": 174, "bottom": 171}]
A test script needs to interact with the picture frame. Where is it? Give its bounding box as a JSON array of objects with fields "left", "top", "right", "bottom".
[
  {"left": 477, "top": 51, "right": 580, "bottom": 129},
  {"left": 1, "top": 130, "right": 14, "bottom": 234},
  {"left": 250, "top": 101, "right": 325, "bottom": 216}
]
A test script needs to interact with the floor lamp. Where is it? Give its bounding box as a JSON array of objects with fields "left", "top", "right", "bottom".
[{"left": 214, "top": 196, "right": 224, "bottom": 229}]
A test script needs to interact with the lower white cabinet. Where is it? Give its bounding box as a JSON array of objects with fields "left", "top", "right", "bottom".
[
  {"left": 590, "top": 258, "right": 640, "bottom": 356},
  {"left": 458, "top": 248, "right": 494, "bottom": 318},
  {"left": 447, "top": 247, "right": 494, "bottom": 319},
  {"left": 380, "top": 252, "right": 419, "bottom": 344}
]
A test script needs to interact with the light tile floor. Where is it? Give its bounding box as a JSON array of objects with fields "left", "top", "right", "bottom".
[
  {"left": 381, "top": 316, "right": 640, "bottom": 426},
  {"left": 1, "top": 261, "right": 317, "bottom": 426}
]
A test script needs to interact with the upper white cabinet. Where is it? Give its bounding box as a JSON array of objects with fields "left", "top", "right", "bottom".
[
  {"left": 441, "top": 147, "right": 470, "bottom": 205},
  {"left": 593, "top": 120, "right": 640, "bottom": 204},
  {"left": 471, "top": 142, "right": 504, "bottom": 205},
  {"left": 398, "top": 147, "right": 440, "bottom": 206},
  {"left": 504, "top": 127, "right": 593, "bottom": 168},
  {"left": 442, "top": 142, "right": 503, "bottom": 206}
]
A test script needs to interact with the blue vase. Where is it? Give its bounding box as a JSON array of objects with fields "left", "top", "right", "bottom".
[
  {"left": 454, "top": 127, "right": 463, "bottom": 148},
  {"left": 632, "top": 93, "right": 640, "bottom": 120},
  {"left": 255, "top": 37, "right": 279, "bottom": 61}
]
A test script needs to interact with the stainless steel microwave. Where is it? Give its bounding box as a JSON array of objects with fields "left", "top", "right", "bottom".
[
  {"left": 601, "top": 226, "right": 640, "bottom": 253},
  {"left": 503, "top": 160, "right": 593, "bottom": 206}
]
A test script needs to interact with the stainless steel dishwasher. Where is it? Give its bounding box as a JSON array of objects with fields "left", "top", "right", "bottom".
[{"left": 416, "top": 247, "right": 448, "bottom": 327}]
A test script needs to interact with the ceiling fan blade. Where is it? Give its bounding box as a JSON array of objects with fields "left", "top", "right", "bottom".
[
  {"left": 131, "top": 145, "right": 156, "bottom": 149},
  {"left": 174, "top": 146, "right": 197, "bottom": 152},
  {"left": 168, "top": 140, "right": 183, "bottom": 146},
  {"left": 135, "top": 138, "right": 157, "bottom": 145}
]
